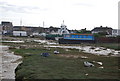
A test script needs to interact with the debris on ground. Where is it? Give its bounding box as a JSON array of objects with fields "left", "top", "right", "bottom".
[
  {"left": 84, "top": 61, "right": 94, "bottom": 67},
  {"left": 54, "top": 50, "right": 59, "bottom": 54},
  {"left": 98, "top": 66, "right": 104, "bottom": 69},
  {"left": 2, "top": 41, "right": 25, "bottom": 43},
  {"left": 80, "top": 56, "right": 88, "bottom": 59},
  {"left": 41, "top": 53, "right": 50, "bottom": 57},
  {"left": 44, "top": 45, "right": 120, "bottom": 56},
  {"left": 92, "top": 61, "right": 103, "bottom": 65},
  {"left": 97, "top": 62, "right": 103, "bottom": 65},
  {"left": 85, "top": 73, "right": 89, "bottom": 76},
  {"left": 58, "top": 54, "right": 80, "bottom": 58},
  {"left": 65, "top": 49, "right": 70, "bottom": 51}
]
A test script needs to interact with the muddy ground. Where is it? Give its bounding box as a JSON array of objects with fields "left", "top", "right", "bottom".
[{"left": 0, "top": 46, "right": 22, "bottom": 80}]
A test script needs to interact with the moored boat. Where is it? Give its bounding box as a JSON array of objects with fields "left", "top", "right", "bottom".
[{"left": 59, "top": 33, "right": 95, "bottom": 44}]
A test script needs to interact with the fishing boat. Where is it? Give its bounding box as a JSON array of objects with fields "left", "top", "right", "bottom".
[{"left": 59, "top": 33, "right": 95, "bottom": 44}]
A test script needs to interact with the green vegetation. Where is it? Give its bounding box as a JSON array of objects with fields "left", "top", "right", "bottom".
[
  {"left": 10, "top": 47, "right": 119, "bottom": 80},
  {"left": 94, "top": 43, "right": 120, "bottom": 50},
  {"left": 93, "top": 32, "right": 108, "bottom": 37},
  {"left": 76, "top": 29, "right": 91, "bottom": 34},
  {"left": 2, "top": 36, "right": 119, "bottom": 80}
]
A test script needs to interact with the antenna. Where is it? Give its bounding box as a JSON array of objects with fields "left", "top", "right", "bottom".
[
  {"left": 20, "top": 19, "right": 22, "bottom": 26},
  {"left": 63, "top": 20, "right": 64, "bottom": 24},
  {"left": 43, "top": 21, "right": 44, "bottom": 27}
]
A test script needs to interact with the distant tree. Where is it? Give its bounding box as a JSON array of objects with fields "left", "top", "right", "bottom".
[
  {"left": 98, "top": 32, "right": 108, "bottom": 35},
  {"left": 49, "top": 26, "right": 54, "bottom": 28},
  {"left": 93, "top": 32, "right": 108, "bottom": 37},
  {"left": 93, "top": 33, "right": 101, "bottom": 37},
  {"left": 76, "top": 28, "right": 91, "bottom": 34}
]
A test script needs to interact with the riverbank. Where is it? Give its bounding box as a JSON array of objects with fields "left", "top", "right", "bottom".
[
  {"left": 14, "top": 46, "right": 119, "bottom": 79},
  {"left": 0, "top": 45, "right": 22, "bottom": 80},
  {"left": 1, "top": 36, "right": 120, "bottom": 80}
]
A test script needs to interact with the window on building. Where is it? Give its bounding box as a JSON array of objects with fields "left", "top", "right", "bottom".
[
  {"left": 65, "top": 34, "right": 71, "bottom": 38},
  {"left": 113, "top": 30, "right": 117, "bottom": 33}
]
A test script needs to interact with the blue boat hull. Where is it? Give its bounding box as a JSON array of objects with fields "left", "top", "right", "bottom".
[{"left": 59, "top": 38, "right": 95, "bottom": 44}]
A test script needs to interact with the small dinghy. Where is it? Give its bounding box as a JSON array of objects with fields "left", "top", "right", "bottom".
[
  {"left": 54, "top": 50, "right": 60, "bottom": 54},
  {"left": 84, "top": 61, "right": 94, "bottom": 67}
]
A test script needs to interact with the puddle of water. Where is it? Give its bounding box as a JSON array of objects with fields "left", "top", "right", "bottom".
[
  {"left": 34, "top": 40, "right": 58, "bottom": 45},
  {"left": 2, "top": 41, "right": 24, "bottom": 43}
]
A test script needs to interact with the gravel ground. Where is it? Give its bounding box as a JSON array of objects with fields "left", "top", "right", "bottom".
[{"left": 0, "top": 46, "right": 22, "bottom": 80}]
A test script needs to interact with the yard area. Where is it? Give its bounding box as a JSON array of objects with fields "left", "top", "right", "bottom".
[{"left": 1, "top": 36, "right": 120, "bottom": 80}]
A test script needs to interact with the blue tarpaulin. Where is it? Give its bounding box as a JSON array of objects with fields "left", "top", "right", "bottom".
[{"left": 41, "top": 53, "right": 50, "bottom": 57}]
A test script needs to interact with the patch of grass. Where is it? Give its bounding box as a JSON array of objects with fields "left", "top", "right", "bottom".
[
  {"left": 95, "top": 43, "right": 120, "bottom": 50},
  {"left": 13, "top": 47, "right": 120, "bottom": 79},
  {"left": 2, "top": 37, "right": 119, "bottom": 80}
]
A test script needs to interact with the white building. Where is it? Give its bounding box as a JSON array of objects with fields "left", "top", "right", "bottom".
[
  {"left": 32, "top": 32, "right": 39, "bottom": 36},
  {"left": 112, "top": 29, "right": 120, "bottom": 36},
  {"left": 58, "top": 21, "right": 69, "bottom": 35},
  {"left": 13, "top": 31, "right": 27, "bottom": 36},
  {"left": 39, "top": 33, "right": 46, "bottom": 36},
  {"left": 50, "top": 30, "right": 60, "bottom": 35}
]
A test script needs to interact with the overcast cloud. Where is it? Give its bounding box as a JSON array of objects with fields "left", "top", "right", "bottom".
[{"left": 0, "top": 0, "right": 119, "bottom": 30}]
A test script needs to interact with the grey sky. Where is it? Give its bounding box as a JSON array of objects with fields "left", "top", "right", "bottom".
[{"left": 0, "top": 0, "right": 119, "bottom": 30}]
